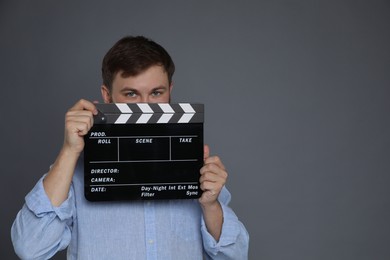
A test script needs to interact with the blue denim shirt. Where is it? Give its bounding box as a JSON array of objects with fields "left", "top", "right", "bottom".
[{"left": 11, "top": 160, "right": 249, "bottom": 259}]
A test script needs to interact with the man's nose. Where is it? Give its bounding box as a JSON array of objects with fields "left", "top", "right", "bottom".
[{"left": 140, "top": 96, "right": 150, "bottom": 103}]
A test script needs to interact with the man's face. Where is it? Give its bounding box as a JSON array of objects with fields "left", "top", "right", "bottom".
[{"left": 101, "top": 65, "right": 172, "bottom": 103}]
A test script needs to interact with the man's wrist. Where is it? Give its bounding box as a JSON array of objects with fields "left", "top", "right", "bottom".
[
  {"left": 60, "top": 144, "right": 82, "bottom": 160},
  {"left": 200, "top": 200, "right": 221, "bottom": 211}
]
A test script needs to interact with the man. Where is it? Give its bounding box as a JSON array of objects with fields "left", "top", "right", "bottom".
[{"left": 11, "top": 36, "right": 249, "bottom": 259}]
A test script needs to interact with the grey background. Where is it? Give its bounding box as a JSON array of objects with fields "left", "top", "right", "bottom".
[{"left": 1, "top": 1, "right": 389, "bottom": 259}]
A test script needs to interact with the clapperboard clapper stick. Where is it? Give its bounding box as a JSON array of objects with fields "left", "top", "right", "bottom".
[{"left": 84, "top": 103, "right": 204, "bottom": 201}]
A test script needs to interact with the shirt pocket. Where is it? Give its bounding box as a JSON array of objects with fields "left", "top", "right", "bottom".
[{"left": 169, "top": 200, "right": 202, "bottom": 242}]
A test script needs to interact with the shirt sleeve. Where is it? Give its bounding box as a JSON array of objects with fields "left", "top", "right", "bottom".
[
  {"left": 201, "top": 187, "right": 250, "bottom": 260},
  {"left": 11, "top": 175, "right": 76, "bottom": 260}
]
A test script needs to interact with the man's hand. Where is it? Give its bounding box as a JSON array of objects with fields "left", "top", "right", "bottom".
[
  {"left": 63, "top": 99, "right": 98, "bottom": 154},
  {"left": 43, "top": 99, "right": 97, "bottom": 206},
  {"left": 198, "top": 145, "right": 227, "bottom": 241},
  {"left": 199, "top": 145, "right": 228, "bottom": 206}
]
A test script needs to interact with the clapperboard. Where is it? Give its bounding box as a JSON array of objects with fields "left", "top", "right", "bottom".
[{"left": 84, "top": 103, "right": 204, "bottom": 201}]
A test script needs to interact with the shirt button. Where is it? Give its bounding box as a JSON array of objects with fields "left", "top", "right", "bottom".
[{"left": 148, "top": 239, "right": 154, "bottom": 244}]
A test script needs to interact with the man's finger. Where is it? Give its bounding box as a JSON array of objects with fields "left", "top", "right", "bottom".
[
  {"left": 69, "top": 99, "right": 98, "bottom": 115},
  {"left": 204, "top": 144, "right": 210, "bottom": 160}
]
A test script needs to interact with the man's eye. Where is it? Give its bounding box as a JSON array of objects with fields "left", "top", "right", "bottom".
[
  {"left": 152, "top": 91, "right": 162, "bottom": 96},
  {"left": 126, "top": 92, "right": 136, "bottom": 97}
]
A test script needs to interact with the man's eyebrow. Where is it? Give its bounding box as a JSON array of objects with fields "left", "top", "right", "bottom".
[
  {"left": 120, "top": 87, "right": 138, "bottom": 92},
  {"left": 151, "top": 86, "right": 168, "bottom": 91},
  {"left": 119, "top": 86, "right": 168, "bottom": 93}
]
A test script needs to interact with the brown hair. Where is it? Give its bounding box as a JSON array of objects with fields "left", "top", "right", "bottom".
[{"left": 102, "top": 36, "right": 175, "bottom": 90}]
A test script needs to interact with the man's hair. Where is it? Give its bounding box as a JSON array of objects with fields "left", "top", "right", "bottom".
[{"left": 102, "top": 36, "right": 175, "bottom": 90}]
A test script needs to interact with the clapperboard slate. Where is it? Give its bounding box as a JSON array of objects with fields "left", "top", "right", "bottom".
[{"left": 84, "top": 103, "right": 204, "bottom": 201}]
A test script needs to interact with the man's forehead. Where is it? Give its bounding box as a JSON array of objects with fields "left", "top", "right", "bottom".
[
  {"left": 112, "top": 70, "right": 170, "bottom": 91},
  {"left": 118, "top": 65, "right": 168, "bottom": 78}
]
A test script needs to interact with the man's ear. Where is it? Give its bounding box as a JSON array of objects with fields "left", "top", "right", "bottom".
[
  {"left": 168, "top": 82, "right": 174, "bottom": 103},
  {"left": 101, "top": 85, "right": 111, "bottom": 103},
  {"left": 169, "top": 82, "right": 174, "bottom": 94}
]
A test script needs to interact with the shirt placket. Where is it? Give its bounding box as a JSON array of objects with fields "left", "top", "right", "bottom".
[{"left": 144, "top": 201, "right": 157, "bottom": 260}]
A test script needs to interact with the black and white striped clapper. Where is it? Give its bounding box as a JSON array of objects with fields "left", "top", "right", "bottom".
[
  {"left": 84, "top": 103, "right": 204, "bottom": 201},
  {"left": 93, "top": 103, "right": 204, "bottom": 124}
]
